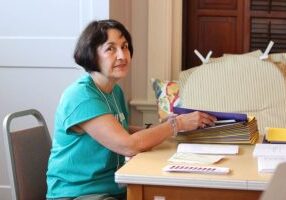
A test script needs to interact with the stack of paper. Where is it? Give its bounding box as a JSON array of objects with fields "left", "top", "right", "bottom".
[
  {"left": 168, "top": 143, "right": 238, "bottom": 165},
  {"left": 253, "top": 144, "right": 286, "bottom": 173},
  {"left": 265, "top": 127, "right": 286, "bottom": 143}
]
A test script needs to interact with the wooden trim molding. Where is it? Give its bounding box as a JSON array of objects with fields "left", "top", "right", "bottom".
[
  {"left": 129, "top": 0, "right": 182, "bottom": 125},
  {"left": 129, "top": 100, "right": 157, "bottom": 112},
  {"left": 147, "top": 0, "right": 173, "bottom": 101}
]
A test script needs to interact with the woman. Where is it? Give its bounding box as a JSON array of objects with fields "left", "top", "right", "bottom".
[{"left": 46, "top": 19, "right": 216, "bottom": 200}]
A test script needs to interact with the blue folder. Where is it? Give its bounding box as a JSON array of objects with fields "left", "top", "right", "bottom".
[{"left": 173, "top": 107, "right": 247, "bottom": 122}]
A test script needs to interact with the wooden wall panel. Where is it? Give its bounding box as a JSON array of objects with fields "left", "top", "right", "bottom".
[
  {"left": 199, "top": 0, "right": 237, "bottom": 10},
  {"left": 182, "top": 0, "right": 244, "bottom": 68},
  {"left": 197, "top": 16, "right": 238, "bottom": 59}
]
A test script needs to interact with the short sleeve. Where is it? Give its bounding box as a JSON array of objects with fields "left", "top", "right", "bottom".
[{"left": 62, "top": 98, "right": 111, "bottom": 132}]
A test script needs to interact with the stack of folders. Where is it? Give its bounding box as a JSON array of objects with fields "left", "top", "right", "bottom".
[{"left": 173, "top": 107, "right": 259, "bottom": 144}]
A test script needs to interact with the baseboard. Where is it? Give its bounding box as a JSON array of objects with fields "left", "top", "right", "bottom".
[{"left": 0, "top": 185, "right": 11, "bottom": 200}]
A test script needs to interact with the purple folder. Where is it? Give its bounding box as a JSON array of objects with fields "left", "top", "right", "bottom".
[{"left": 173, "top": 107, "right": 247, "bottom": 122}]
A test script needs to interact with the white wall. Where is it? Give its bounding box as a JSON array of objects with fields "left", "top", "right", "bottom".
[
  {"left": 0, "top": 0, "right": 183, "bottom": 199},
  {"left": 0, "top": 1, "right": 110, "bottom": 199}
]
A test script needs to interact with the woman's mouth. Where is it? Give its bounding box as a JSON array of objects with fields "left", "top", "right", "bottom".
[{"left": 114, "top": 62, "right": 127, "bottom": 68}]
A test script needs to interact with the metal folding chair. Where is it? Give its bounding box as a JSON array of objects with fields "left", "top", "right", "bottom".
[{"left": 3, "top": 109, "right": 51, "bottom": 200}]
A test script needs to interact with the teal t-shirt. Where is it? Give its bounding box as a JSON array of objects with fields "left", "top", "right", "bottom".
[{"left": 46, "top": 74, "right": 128, "bottom": 198}]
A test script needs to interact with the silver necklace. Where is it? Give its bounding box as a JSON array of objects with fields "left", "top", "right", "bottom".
[
  {"left": 111, "top": 92, "right": 125, "bottom": 123},
  {"left": 94, "top": 83, "right": 125, "bottom": 170},
  {"left": 96, "top": 85, "right": 125, "bottom": 123}
]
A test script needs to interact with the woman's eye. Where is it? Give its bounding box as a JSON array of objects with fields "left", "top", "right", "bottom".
[
  {"left": 122, "top": 44, "right": 128, "bottom": 49},
  {"left": 106, "top": 46, "right": 115, "bottom": 52}
]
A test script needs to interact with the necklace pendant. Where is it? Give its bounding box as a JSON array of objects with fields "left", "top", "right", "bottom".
[{"left": 119, "top": 113, "right": 125, "bottom": 122}]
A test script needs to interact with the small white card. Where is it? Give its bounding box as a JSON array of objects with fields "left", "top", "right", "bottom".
[
  {"left": 253, "top": 144, "right": 286, "bottom": 157},
  {"left": 257, "top": 157, "right": 286, "bottom": 173},
  {"left": 163, "top": 164, "right": 230, "bottom": 174},
  {"left": 177, "top": 143, "right": 239, "bottom": 155},
  {"left": 168, "top": 152, "right": 224, "bottom": 165}
]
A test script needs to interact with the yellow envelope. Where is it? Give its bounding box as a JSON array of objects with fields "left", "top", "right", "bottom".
[{"left": 266, "top": 127, "right": 286, "bottom": 143}]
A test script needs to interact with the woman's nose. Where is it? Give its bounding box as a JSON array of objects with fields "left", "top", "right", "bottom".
[{"left": 117, "top": 48, "right": 126, "bottom": 60}]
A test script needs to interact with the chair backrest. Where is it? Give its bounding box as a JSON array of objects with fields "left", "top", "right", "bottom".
[
  {"left": 3, "top": 109, "right": 52, "bottom": 200},
  {"left": 179, "top": 51, "right": 286, "bottom": 135},
  {"left": 260, "top": 162, "right": 286, "bottom": 200}
]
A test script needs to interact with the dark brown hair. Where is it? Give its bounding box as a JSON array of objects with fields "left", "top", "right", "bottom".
[{"left": 73, "top": 19, "right": 133, "bottom": 72}]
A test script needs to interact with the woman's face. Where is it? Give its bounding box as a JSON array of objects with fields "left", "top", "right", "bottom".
[{"left": 96, "top": 28, "right": 131, "bottom": 81}]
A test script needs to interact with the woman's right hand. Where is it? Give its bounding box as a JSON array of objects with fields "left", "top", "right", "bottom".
[{"left": 176, "top": 111, "right": 217, "bottom": 132}]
